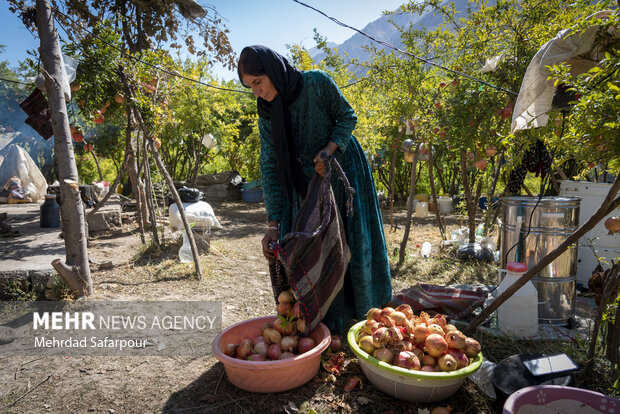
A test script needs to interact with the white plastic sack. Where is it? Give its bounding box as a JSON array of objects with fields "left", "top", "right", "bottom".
[
  {"left": 0, "top": 144, "right": 47, "bottom": 202},
  {"left": 511, "top": 10, "right": 613, "bottom": 132},
  {"left": 169, "top": 201, "right": 222, "bottom": 231}
]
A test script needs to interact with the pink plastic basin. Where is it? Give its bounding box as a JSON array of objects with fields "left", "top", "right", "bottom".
[
  {"left": 212, "top": 315, "right": 331, "bottom": 393},
  {"left": 503, "top": 385, "right": 620, "bottom": 413}
]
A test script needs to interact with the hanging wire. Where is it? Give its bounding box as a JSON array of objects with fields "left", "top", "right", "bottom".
[
  {"left": 291, "top": 0, "right": 519, "bottom": 97},
  {"left": 0, "top": 76, "right": 33, "bottom": 86}
]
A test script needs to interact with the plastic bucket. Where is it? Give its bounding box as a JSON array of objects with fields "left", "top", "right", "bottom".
[
  {"left": 499, "top": 196, "right": 579, "bottom": 325},
  {"left": 437, "top": 197, "right": 453, "bottom": 214},
  {"left": 241, "top": 188, "right": 263, "bottom": 203},
  {"left": 415, "top": 201, "right": 429, "bottom": 217}
]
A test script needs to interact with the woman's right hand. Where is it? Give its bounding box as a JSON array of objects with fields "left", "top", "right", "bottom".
[{"left": 261, "top": 226, "right": 280, "bottom": 261}]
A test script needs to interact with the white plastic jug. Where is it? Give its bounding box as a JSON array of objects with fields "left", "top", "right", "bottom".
[
  {"left": 496, "top": 262, "right": 539, "bottom": 337},
  {"left": 415, "top": 201, "right": 428, "bottom": 217},
  {"left": 421, "top": 242, "right": 432, "bottom": 258}
]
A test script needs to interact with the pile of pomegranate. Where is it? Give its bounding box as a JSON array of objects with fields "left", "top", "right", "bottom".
[
  {"left": 356, "top": 305, "right": 481, "bottom": 372},
  {"left": 223, "top": 289, "right": 339, "bottom": 361}
]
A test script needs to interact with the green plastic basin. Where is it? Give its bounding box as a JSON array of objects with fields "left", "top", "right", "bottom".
[{"left": 347, "top": 320, "right": 483, "bottom": 402}]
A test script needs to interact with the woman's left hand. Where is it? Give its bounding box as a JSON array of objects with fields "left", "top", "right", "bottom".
[{"left": 313, "top": 142, "right": 338, "bottom": 177}]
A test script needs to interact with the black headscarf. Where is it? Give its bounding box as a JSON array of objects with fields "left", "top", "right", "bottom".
[{"left": 239, "top": 45, "right": 307, "bottom": 200}]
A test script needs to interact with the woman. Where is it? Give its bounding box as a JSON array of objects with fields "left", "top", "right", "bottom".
[{"left": 238, "top": 45, "right": 392, "bottom": 333}]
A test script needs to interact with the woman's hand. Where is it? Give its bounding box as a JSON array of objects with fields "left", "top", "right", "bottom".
[
  {"left": 313, "top": 142, "right": 339, "bottom": 177},
  {"left": 261, "top": 225, "right": 280, "bottom": 261}
]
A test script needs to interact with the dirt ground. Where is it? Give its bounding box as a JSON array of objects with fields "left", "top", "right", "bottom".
[{"left": 0, "top": 201, "right": 596, "bottom": 413}]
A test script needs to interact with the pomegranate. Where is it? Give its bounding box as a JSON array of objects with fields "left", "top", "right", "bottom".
[
  {"left": 280, "top": 336, "right": 297, "bottom": 353},
  {"left": 361, "top": 319, "right": 379, "bottom": 335},
  {"left": 223, "top": 342, "right": 238, "bottom": 357},
  {"left": 252, "top": 336, "right": 265, "bottom": 345},
  {"left": 267, "top": 343, "right": 282, "bottom": 360},
  {"left": 429, "top": 314, "right": 447, "bottom": 328},
  {"left": 485, "top": 145, "right": 498, "bottom": 157},
  {"left": 277, "top": 302, "right": 293, "bottom": 317},
  {"left": 373, "top": 347, "right": 394, "bottom": 363},
  {"left": 443, "top": 324, "right": 457, "bottom": 334},
  {"left": 248, "top": 354, "right": 266, "bottom": 361},
  {"left": 372, "top": 327, "right": 389, "bottom": 348},
  {"left": 395, "top": 304, "right": 414, "bottom": 319},
  {"left": 366, "top": 307, "right": 382, "bottom": 322},
  {"left": 431, "top": 407, "right": 452, "bottom": 414},
  {"left": 297, "top": 337, "right": 315, "bottom": 354},
  {"left": 329, "top": 335, "right": 342, "bottom": 352},
  {"left": 114, "top": 93, "right": 125, "bottom": 103},
  {"left": 236, "top": 339, "right": 252, "bottom": 359},
  {"left": 475, "top": 159, "right": 487, "bottom": 169},
  {"left": 605, "top": 217, "right": 620, "bottom": 235},
  {"left": 390, "top": 311, "right": 407, "bottom": 326},
  {"left": 393, "top": 351, "right": 421, "bottom": 370},
  {"left": 296, "top": 318, "right": 306, "bottom": 333},
  {"left": 358, "top": 335, "right": 376, "bottom": 354},
  {"left": 413, "top": 324, "right": 430, "bottom": 344},
  {"left": 424, "top": 333, "right": 449, "bottom": 357},
  {"left": 427, "top": 324, "right": 444, "bottom": 336},
  {"left": 446, "top": 330, "right": 467, "bottom": 349},
  {"left": 463, "top": 337, "right": 481, "bottom": 357},
  {"left": 379, "top": 307, "right": 395, "bottom": 324},
  {"left": 438, "top": 354, "right": 458, "bottom": 371},
  {"left": 411, "top": 347, "right": 424, "bottom": 361},
  {"left": 278, "top": 290, "right": 294, "bottom": 304},
  {"left": 253, "top": 341, "right": 268, "bottom": 358},
  {"left": 421, "top": 354, "right": 436, "bottom": 367},
  {"left": 292, "top": 302, "right": 303, "bottom": 318},
  {"left": 262, "top": 327, "right": 281, "bottom": 344},
  {"left": 273, "top": 317, "right": 295, "bottom": 336},
  {"left": 421, "top": 365, "right": 437, "bottom": 372},
  {"left": 386, "top": 327, "right": 404, "bottom": 343},
  {"left": 447, "top": 349, "right": 470, "bottom": 369},
  {"left": 279, "top": 352, "right": 295, "bottom": 360}
]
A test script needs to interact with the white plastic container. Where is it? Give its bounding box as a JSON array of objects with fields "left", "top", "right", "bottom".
[
  {"left": 559, "top": 180, "right": 620, "bottom": 284},
  {"left": 179, "top": 231, "right": 193, "bottom": 263},
  {"left": 496, "top": 262, "right": 539, "bottom": 337},
  {"left": 437, "top": 196, "right": 453, "bottom": 214},
  {"left": 421, "top": 242, "right": 432, "bottom": 258},
  {"left": 415, "top": 201, "right": 428, "bottom": 217}
]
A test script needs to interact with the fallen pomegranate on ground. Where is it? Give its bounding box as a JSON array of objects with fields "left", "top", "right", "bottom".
[
  {"left": 222, "top": 289, "right": 322, "bottom": 361},
  {"left": 357, "top": 306, "right": 482, "bottom": 372}
]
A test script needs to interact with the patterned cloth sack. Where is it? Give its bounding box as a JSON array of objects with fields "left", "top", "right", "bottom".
[
  {"left": 390, "top": 284, "right": 488, "bottom": 320},
  {"left": 270, "top": 152, "right": 355, "bottom": 334}
]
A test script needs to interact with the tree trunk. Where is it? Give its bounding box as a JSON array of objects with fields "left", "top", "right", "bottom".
[
  {"left": 90, "top": 150, "right": 103, "bottom": 182},
  {"left": 36, "top": 0, "right": 92, "bottom": 296},
  {"left": 142, "top": 139, "right": 161, "bottom": 250},
  {"left": 398, "top": 154, "right": 418, "bottom": 265},
  {"left": 389, "top": 131, "right": 404, "bottom": 231},
  {"left": 429, "top": 145, "right": 446, "bottom": 240},
  {"left": 460, "top": 151, "right": 476, "bottom": 243},
  {"left": 483, "top": 152, "right": 504, "bottom": 237},
  {"left": 121, "top": 87, "right": 203, "bottom": 279},
  {"left": 465, "top": 175, "right": 620, "bottom": 334},
  {"left": 124, "top": 108, "right": 146, "bottom": 243},
  {"left": 190, "top": 136, "right": 202, "bottom": 188}
]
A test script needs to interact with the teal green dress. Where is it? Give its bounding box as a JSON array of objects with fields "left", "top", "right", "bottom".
[{"left": 258, "top": 70, "right": 392, "bottom": 333}]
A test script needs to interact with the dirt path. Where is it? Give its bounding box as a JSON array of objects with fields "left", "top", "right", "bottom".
[{"left": 0, "top": 201, "right": 491, "bottom": 414}]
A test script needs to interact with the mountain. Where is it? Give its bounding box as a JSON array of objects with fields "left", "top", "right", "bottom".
[{"left": 309, "top": 0, "right": 468, "bottom": 76}]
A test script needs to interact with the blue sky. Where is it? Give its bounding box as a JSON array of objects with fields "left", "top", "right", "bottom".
[{"left": 0, "top": 0, "right": 405, "bottom": 80}]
